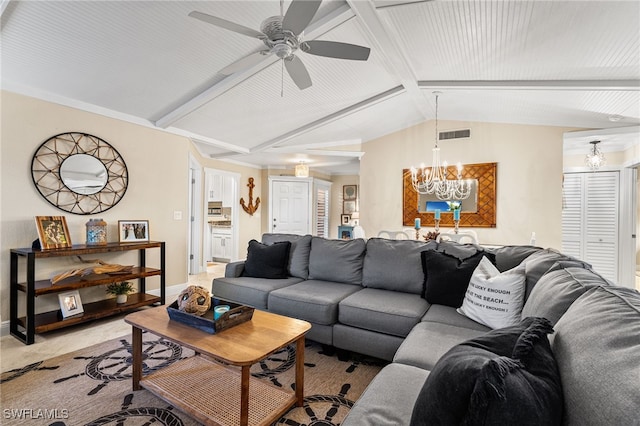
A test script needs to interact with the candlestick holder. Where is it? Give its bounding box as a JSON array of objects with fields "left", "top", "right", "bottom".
[
  {"left": 454, "top": 220, "right": 460, "bottom": 234},
  {"left": 434, "top": 219, "right": 440, "bottom": 232},
  {"left": 415, "top": 229, "right": 421, "bottom": 240}
]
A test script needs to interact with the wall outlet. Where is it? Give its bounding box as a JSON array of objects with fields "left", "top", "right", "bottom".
[{"left": 173, "top": 211, "right": 182, "bottom": 220}]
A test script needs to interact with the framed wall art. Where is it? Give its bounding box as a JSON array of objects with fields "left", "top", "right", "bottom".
[
  {"left": 343, "top": 185, "right": 357, "bottom": 201},
  {"left": 58, "top": 290, "right": 84, "bottom": 318},
  {"left": 343, "top": 201, "right": 356, "bottom": 215},
  {"left": 35, "top": 216, "right": 72, "bottom": 249},
  {"left": 341, "top": 214, "right": 351, "bottom": 225},
  {"left": 118, "top": 220, "right": 149, "bottom": 242}
]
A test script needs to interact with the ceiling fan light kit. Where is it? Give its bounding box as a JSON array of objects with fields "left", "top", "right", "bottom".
[{"left": 189, "top": 0, "right": 370, "bottom": 91}]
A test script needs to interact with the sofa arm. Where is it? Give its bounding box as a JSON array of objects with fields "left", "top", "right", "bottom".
[{"left": 224, "top": 261, "right": 245, "bottom": 278}]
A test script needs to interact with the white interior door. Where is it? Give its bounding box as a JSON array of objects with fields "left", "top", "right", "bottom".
[{"left": 270, "top": 179, "right": 311, "bottom": 235}]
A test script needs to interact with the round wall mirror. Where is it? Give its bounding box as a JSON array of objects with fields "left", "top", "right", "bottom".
[
  {"left": 59, "top": 154, "right": 108, "bottom": 195},
  {"left": 32, "top": 132, "right": 128, "bottom": 214}
]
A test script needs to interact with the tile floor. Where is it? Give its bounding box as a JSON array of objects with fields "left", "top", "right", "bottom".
[{"left": 0, "top": 262, "right": 226, "bottom": 373}]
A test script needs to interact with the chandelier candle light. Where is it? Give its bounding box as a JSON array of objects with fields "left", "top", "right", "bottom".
[{"left": 410, "top": 93, "right": 472, "bottom": 201}]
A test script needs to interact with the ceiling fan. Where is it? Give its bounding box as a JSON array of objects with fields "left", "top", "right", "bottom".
[{"left": 189, "top": 0, "right": 371, "bottom": 91}]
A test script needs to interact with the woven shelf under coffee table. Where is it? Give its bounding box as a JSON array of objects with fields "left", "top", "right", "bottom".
[
  {"left": 142, "top": 356, "right": 295, "bottom": 426},
  {"left": 125, "top": 307, "right": 311, "bottom": 426}
]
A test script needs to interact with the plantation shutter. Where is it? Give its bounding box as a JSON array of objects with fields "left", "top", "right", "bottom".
[
  {"left": 315, "top": 187, "right": 329, "bottom": 238},
  {"left": 562, "top": 171, "right": 619, "bottom": 283}
]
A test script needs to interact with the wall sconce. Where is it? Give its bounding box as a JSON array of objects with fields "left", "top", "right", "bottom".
[{"left": 295, "top": 161, "right": 309, "bottom": 178}]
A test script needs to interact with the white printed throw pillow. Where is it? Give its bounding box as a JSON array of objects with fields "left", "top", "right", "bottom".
[{"left": 457, "top": 256, "right": 526, "bottom": 329}]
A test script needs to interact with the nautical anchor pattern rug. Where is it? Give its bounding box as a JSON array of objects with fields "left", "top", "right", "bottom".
[{"left": 1, "top": 332, "right": 385, "bottom": 425}]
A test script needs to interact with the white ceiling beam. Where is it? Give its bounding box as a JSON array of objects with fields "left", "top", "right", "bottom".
[
  {"left": 268, "top": 148, "right": 365, "bottom": 159},
  {"left": 252, "top": 85, "right": 404, "bottom": 152},
  {"left": 346, "top": 0, "right": 431, "bottom": 118},
  {"left": 418, "top": 80, "right": 640, "bottom": 91},
  {"left": 189, "top": 137, "right": 250, "bottom": 154},
  {"left": 155, "top": 4, "right": 356, "bottom": 129}
]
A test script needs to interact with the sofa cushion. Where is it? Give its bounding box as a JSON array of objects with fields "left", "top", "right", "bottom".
[
  {"left": 342, "top": 363, "right": 430, "bottom": 426},
  {"left": 457, "top": 257, "right": 526, "bottom": 329},
  {"left": 394, "top": 321, "right": 489, "bottom": 371},
  {"left": 436, "top": 240, "right": 494, "bottom": 262},
  {"left": 363, "top": 238, "right": 437, "bottom": 294},
  {"left": 211, "top": 276, "right": 303, "bottom": 310},
  {"left": 420, "top": 304, "right": 490, "bottom": 331},
  {"left": 308, "top": 237, "right": 366, "bottom": 285},
  {"left": 242, "top": 239, "right": 291, "bottom": 279},
  {"left": 267, "top": 280, "right": 362, "bottom": 325},
  {"left": 339, "top": 288, "right": 430, "bottom": 337},
  {"left": 421, "top": 250, "right": 485, "bottom": 307},
  {"left": 522, "top": 249, "right": 581, "bottom": 299},
  {"left": 410, "top": 317, "right": 562, "bottom": 426},
  {"left": 486, "top": 245, "right": 542, "bottom": 272},
  {"left": 521, "top": 267, "right": 606, "bottom": 325},
  {"left": 262, "top": 233, "right": 312, "bottom": 279},
  {"left": 551, "top": 286, "right": 640, "bottom": 426}
]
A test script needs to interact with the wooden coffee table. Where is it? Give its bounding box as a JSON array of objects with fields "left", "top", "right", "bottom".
[{"left": 124, "top": 307, "right": 311, "bottom": 426}]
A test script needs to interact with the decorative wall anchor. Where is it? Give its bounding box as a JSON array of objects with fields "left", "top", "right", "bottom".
[{"left": 240, "top": 177, "right": 260, "bottom": 216}]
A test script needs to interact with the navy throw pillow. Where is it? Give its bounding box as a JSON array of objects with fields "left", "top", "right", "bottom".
[
  {"left": 421, "top": 250, "right": 485, "bottom": 307},
  {"left": 242, "top": 240, "right": 291, "bottom": 279},
  {"left": 410, "top": 317, "right": 563, "bottom": 426}
]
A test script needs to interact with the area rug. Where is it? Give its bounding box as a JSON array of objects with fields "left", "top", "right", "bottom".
[{"left": 1, "top": 332, "right": 386, "bottom": 425}]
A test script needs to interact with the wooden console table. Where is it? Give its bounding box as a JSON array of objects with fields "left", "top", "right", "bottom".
[{"left": 10, "top": 241, "right": 165, "bottom": 345}]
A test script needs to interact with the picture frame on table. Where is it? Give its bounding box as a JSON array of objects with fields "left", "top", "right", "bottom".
[
  {"left": 118, "top": 220, "right": 149, "bottom": 242},
  {"left": 341, "top": 214, "right": 351, "bottom": 225},
  {"left": 35, "top": 216, "right": 72, "bottom": 249},
  {"left": 58, "top": 290, "right": 84, "bottom": 318},
  {"left": 343, "top": 185, "right": 357, "bottom": 201},
  {"left": 343, "top": 201, "right": 356, "bottom": 215}
]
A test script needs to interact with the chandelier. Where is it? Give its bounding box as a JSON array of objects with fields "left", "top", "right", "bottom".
[
  {"left": 585, "top": 140, "right": 605, "bottom": 171},
  {"left": 295, "top": 161, "right": 309, "bottom": 178},
  {"left": 410, "top": 93, "right": 471, "bottom": 200}
]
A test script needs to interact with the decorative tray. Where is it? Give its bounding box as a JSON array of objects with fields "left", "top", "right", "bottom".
[{"left": 167, "top": 297, "right": 254, "bottom": 334}]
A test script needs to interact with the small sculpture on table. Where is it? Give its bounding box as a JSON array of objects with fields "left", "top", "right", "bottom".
[{"left": 177, "top": 285, "right": 211, "bottom": 317}]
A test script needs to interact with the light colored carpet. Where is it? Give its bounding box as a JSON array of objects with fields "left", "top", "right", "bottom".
[{"left": 1, "top": 331, "right": 385, "bottom": 425}]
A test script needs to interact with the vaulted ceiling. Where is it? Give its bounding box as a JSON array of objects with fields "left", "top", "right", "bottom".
[{"left": 2, "top": 0, "right": 639, "bottom": 175}]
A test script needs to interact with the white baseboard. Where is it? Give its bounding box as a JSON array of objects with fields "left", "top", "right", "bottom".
[{"left": 0, "top": 283, "right": 192, "bottom": 338}]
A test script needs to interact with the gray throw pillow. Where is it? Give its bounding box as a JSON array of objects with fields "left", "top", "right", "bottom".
[
  {"left": 521, "top": 267, "right": 606, "bottom": 325},
  {"left": 363, "top": 238, "right": 437, "bottom": 294},
  {"left": 262, "top": 233, "right": 312, "bottom": 279},
  {"left": 551, "top": 286, "right": 640, "bottom": 426},
  {"left": 308, "top": 237, "right": 366, "bottom": 285}
]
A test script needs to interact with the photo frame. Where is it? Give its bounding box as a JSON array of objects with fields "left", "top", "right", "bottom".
[
  {"left": 343, "top": 185, "right": 357, "bottom": 201},
  {"left": 58, "top": 290, "right": 84, "bottom": 318},
  {"left": 118, "top": 220, "right": 149, "bottom": 242},
  {"left": 341, "top": 214, "right": 351, "bottom": 225},
  {"left": 343, "top": 200, "right": 356, "bottom": 215},
  {"left": 35, "top": 216, "right": 72, "bottom": 249}
]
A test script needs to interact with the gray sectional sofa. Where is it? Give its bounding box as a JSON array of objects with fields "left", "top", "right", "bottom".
[{"left": 212, "top": 234, "right": 640, "bottom": 426}]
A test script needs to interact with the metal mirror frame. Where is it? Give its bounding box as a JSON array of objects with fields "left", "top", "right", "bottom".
[{"left": 31, "top": 132, "right": 128, "bottom": 215}]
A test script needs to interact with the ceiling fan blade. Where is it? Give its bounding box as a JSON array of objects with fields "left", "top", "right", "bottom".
[
  {"left": 303, "top": 40, "right": 371, "bottom": 61},
  {"left": 284, "top": 56, "right": 312, "bottom": 90},
  {"left": 282, "top": 0, "right": 322, "bottom": 35},
  {"left": 219, "top": 51, "right": 270, "bottom": 75},
  {"left": 189, "top": 11, "right": 265, "bottom": 39}
]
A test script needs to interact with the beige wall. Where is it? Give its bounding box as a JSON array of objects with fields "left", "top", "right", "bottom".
[
  {"left": 0, "top": 91, "right": 265, "bottom": 322},
  {"left": 360, "top": 120, "right": 577, "bottom": 248}
]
